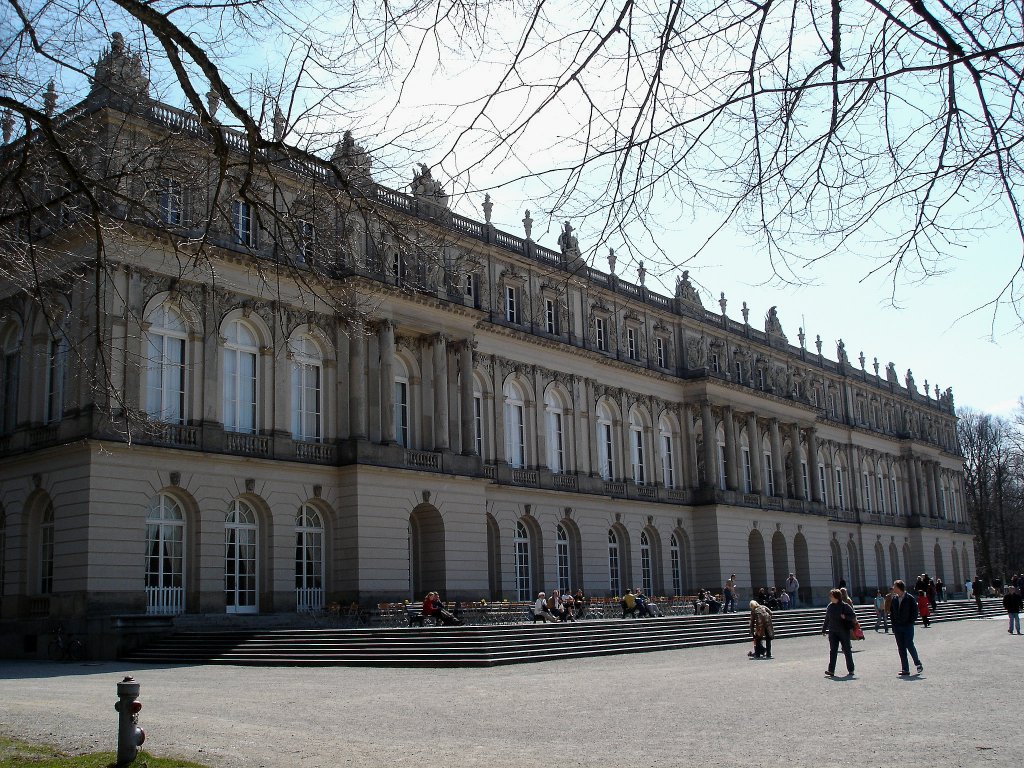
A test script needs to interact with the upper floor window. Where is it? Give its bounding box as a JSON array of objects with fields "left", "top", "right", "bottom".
[
  {"left": 505, "top": 382, "right": 527, "bottom": 468},
  {"left": 144, "top": 304, "right": 188, "bottom": 425},
  {"left": 835, "top": 467, "right": 846, "bottom": 510},
  {"left": 544, "top": 298, "right": 558, "bottom": 335},
  {"left": 877, "top": 474, "right": 886, "bottom": 514},
  {"left": 290, "top": 335, "right": 322, "bottom": 442},
  {"left": 394, "top": 358, "right": 411, "bottom": 448},
  {"left": 505, "top": 285, "right": 519, "bottom": 324},
  {"left": 655, "top": 336, "right": 666, "bottom": 368},
  {"left": 734, "top": 360, "right": 744, "bottom": 384},
  {"left": 595, "top": 317, "right": 607, "bottom": 351},
  {"left": 626, "top": 327, "right": 638, "bottom": 361},
  {"left": 45, "top": 334, "right": 68, "bottom": 425},
  {"left": 660, "top": 419, "right": 676, "bottom": 489},
  {"left": 297, "top": 219, "right": 315, "bottom": 264},
  {"left": 596, "top": 401, "right": 615, "bottom": 480},
  {"left": 545, "top": 391, "right": 566, "bottom": 474},
  {"left": 1, "top": 323, "right": 21, "bottom": 434},
  {"left": 862, "top": 471, "right": 872, "bottom": 512},
  {"left": 764, "top": 451, "right": 776, "bottom": 496},
  {"left": 891, "top": 477, "right": 901, "bottom": 515},
  {"left": 629, "top": 411, "right": 647, "bottom": 484},
  {"left": 465, "top": 273, "right": 477, "bottom": 302},
  {"left": 232, "top": 199, "right": 257, "bottom": 247},
  {"left": 818, "top": 464, "right": 829, "bottom": 506},
  {"left": 223, "top": 319, "right": 259, "bottom": 433},
  {"left": 710, "top": 352, "right": 720, "bottom": 373},
  {"left": 742, "top": 447, "right": 752, "bottom": 493},
  {"left": 159, "top": 177, "right": 182, "bottom": 225},
  {"left": 757, "top": 368, "right": 766, "bottom": 390}
]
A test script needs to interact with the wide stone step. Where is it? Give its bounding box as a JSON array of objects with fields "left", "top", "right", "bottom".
[{"left": 121, "top": 598, "right": 1001, "bottom": 667}]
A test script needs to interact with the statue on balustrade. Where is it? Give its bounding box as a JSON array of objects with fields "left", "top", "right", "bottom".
[{"left": 411, "top": 163, "right": 449, "bottom": 208}]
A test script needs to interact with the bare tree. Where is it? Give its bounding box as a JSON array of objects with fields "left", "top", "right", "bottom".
[{"left": 958, "top": 407, "right": 1024, "bottom": 581}]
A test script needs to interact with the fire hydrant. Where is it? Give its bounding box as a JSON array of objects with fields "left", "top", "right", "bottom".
[{"left": 114, "top": 675, "right": 145, "bottom": 766}]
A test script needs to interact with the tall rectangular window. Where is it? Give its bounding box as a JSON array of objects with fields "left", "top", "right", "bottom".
[
  {"left": 595, "top": 317, "right": 607, "bottom": 351},
  {"left": 710, "top": 352, "right": 720, "bottom": 373},
  {"left": 891, "top": 478, "right": 900, "bottom": 515},
  {"left": 802, "top": 462, "right": 810, "bottom": 500},
  {"left": 545, "top": 298, "right": 557, "bottom": 335},
  {"left": 626, "top": 328, "right": 638, "bottom": 360},
  {"left": 819, "top": 465, "right": 829, "bottom": 505},
  {"left": 877, "top": 476, "right": 886, "bottom": 513},
  {"left": 395, "top": 380, "right": 409, "bottom": 447},
  {"left": 863, "top": 472, "right": 872, "bottom": 512},
  {"left": 232, "top": 199, "right": 256, "bottom": 247},
  {"left": 742, "top": 448, "right": 752, "bottom": 493},
  {"left": 2, "top": 350, "right": 18, "bottom": 433},
  {"left": 297, "top": 219, "right": 315, "bottom": 264},
  {"left": 631, "top": 427, "right": 646, "bottom": 484},
  {"left": 465, "top": 273, "right": 476, "bottom": 302},
  {"left": 473, "top": 395, "right": 484, "bottom": 457},
  {"left": 662, "top": 434, "right": 675, "bottom": 488},
  {"left": 655, "top": 337, "right": 666, "bottom": 368},
  {"left": 159, "top": 177, "right": 182, "bottom": 225},
  {"left": 764, "top": 453, "right": 775, "bottom": 496},
  {"left": 599, "top": 423, "right": 614, "bottom": 480},
  {"left": 836, "top": 468, "right": 846, "bottom": 510},
  {"left": 505, "top": 286, "right": 519, "bottom": 324},
  {"left": 717, "top": 443, "right": 727, "bottom": 490},
  {"left": 549, "top": 411, "right": 564, "bottom": 473},
  {"left": 45, "top": 337, "right": 67, "bottom": 425}
]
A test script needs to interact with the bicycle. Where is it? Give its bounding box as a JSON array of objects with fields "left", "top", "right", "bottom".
[{"left": 47, "top": 625, "right": 85, "bottom": 662}]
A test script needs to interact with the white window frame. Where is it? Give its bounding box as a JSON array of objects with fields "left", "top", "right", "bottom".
[
  {"left": 290, "top": 336, "right": 323, "bottom": 443},
  {"left": 223, "top": 320, "right": 259, "bottom": 434},
  {"left": 232, "top": 199, "right": 257, "bottom": 247},
  {"left": 145, "top": 304, "right": 188, "bottom": 425},
  {"left": 159, "top": 176, "right": 182, "bottom": 226},
  {"left": 631, "top": 422, "right": 646, "bottom": 484},
  {"left": 505, "top": 285, "right": 519, "bottom": 324},
  {"left": 514, "top": 521, "right": 532, "bottom": 601},
  {"left": 545, "top": 297, "right": 558, "bottom": 335},
  {"left": 661, "top": 429, "right": 675, "bottom": 489},
  {"left": 764, "top": 452, "right": 776, "bottom": 496},
  {"left": 395, "top": 377, "right": 410, "bottom": 448},
  {"left": 655, "top": 336, "right": 666, "bottom": 368},
  {"left": 44, "top": 335, "right": 68, "bottom": 425},
  {"left": 626, "top": 327, "right": 638, "bottom": 360},
  {"left": 595, "top": 317, "right": 607, "bottom": 351},
  {"left": 608, "top": 529, "right": 621, "bottom": 596},
  {"left": 556, "top": 524, "right": 571, "bottom": 594}
]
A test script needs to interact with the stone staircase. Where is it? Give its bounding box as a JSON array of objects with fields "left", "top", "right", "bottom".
[{"left": 121, "top": 598, "right": 1001, "bottom": 667}]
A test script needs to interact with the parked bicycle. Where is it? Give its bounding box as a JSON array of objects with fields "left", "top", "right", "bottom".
[{"left": 47, "top": 625, "right": 85, "bottom": 662}]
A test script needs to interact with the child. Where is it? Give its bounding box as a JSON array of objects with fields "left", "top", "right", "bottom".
[{"left": 917, "top": 589, "right": 931, "bottom": 627}]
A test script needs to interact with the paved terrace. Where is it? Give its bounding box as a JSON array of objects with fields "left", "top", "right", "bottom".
[{"left": 0, "top": 616, "right": 1019, "bottom": 768}]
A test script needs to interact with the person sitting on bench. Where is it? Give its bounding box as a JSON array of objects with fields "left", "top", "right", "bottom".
[
  {"left": 533, "top": 592, "right": 560, "bottom": 623},
  {"left": 622, "top": 589, "right": 641, "bottom": 618},
  {"left": 422, "top": 591, "right": 462, "bottom": 625}
]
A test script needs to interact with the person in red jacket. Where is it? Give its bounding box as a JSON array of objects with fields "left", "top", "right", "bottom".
[{"left": 917, "top": 590, "right": 931, "bottom": 628}]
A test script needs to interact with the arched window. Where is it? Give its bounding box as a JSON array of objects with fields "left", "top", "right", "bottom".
[
  {"left": 505, "top": 381, "right": 527, "bottom": 469},
  {"left": 394, "top": 356, "right": 411, "bottom": 448},
  {"left": 39, "top": 502, "right": 54, "bottom": 595},
  {"left": 295, "top": 505, "right": 325, "bottom": 611},
  {"left": 1, "top": 322, "right": 22, "bottom": 433},
  {"left": 225, "top": 499, "right": 258, "bottom": 613},
  {"left": 289, "top": 335, "right": 323, "bottom": 442},
  {"left": 556, "top": 523, "right": 571, "bottom": 593},
  {"left": 669, "top": 533, "right": 682, "bottom": 596},
  {"left": 145, "top": 493, "right": 185, "bottom": 615},
  {"left": 145, "top": 303, "right": 188, "bottom": 424},
  {"left": 545, "top": 389, "right": 566, "bottom": 474},
  {"left": 640, "top": 530, "right": 653, "bottom": 594},
  {"left": 596, "top": 400, "right": 615, "bottom": 480},
  {"left": 472, "top": 374, "right": 487, "bottom": 459},
  {"left": 223, "top": 320, "right": 259, "bottom": 433},
  {"left": 607, "top": 528, "right": 621, "bottom": 596},
  {"left": 513, "top": 521, "right": 531, "bottom": 600},
  {"left": 44, "top": 333, "right": 68, "bottom": 425}
]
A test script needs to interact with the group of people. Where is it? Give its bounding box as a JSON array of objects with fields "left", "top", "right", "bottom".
[
  {"left": 822, "top": 579, "right": 924, "bottom": 678},
  {"left": 724, "top": 572, "right": 803, "bottom": 614},
  {"left": 532, "top": 589, "right": 588, "bottom": 623},
  {"left": 621, "top": 588, "right": 663, "bottom": 618}
]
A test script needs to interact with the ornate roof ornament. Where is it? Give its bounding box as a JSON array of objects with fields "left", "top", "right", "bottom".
[
  {"left": 90, "top": 32, "right": 150, "bottom": 108},
  {"left": 764, "top": 306, "right": 787, "bottom": 342},
  {"left": 411, "top": 163, "right": 449, "bottom": 208},
  {"left": 674, "top": 270, "right": 703, "bottom": 307},
  {"left": 43, "top": 80, "right": 58, "bottom": 117},
  {"left": 332, "top": 130, "right": 372, "bottom": 185}
]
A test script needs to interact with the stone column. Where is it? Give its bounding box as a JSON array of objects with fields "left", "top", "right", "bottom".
[
  {"left": 681, "top": 404, "right": 698, "bottom": 489},
  {"left": 790, "top": 422, "right": 804, "bottom": 500},
  {"left": 906, "top": 456, "right": 920, "bottom": 517},
  {"left": 378, "top": 320, "right": 396, "bottom": 443},
  {"left": 700, "top": 401, "right": 717, "bottom": 488},
  {"left": 458, "top": 341, "right": 475, "bottom": 455},
  {"left": 348, "top": 321, "right": 366, "bottom": 438},
  {"left": 432, "top": 335, "right": 450, "bottom": 450},
  {"left": 492, "top": 358, "right": 506, "bottom": 463},
  {"left": 746, "top": 413, "right": 762, "bottom": 494},
  {"left": 723, "top": 406, "right": 738, "bottom": 490},
  {"left": 807, "top": 427, "right": 821, "bottom": 503},
  {"left": 769, "top": 418, "right": 785, "bottom": 497},
  {"left": 925, "top": 460, "right": 939, "bottom": 518}
]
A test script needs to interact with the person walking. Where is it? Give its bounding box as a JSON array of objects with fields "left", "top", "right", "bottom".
[
  {"left": 973, "top": 576, "right": 984, "bottom": 614},
  {"left": 873, "top": 589, "right": 889, "bottom": 633},
  {"left": 785, "top": 573, "right": 800, "bottom": 609},
  {"left": 917, "top": 590, "right": 931, "bottom": 628},
  {"left": 748, "top": 600, "right": 775, "bottom": 659},
  {"left": 890, "top": 579, "right": 923, "bottom": 676},
  {"left": 1003, "top": 585, "right": 1023, "bottom": 635},
  {"left": 821, "top": 589, "right": 856, "bottom": 677}
]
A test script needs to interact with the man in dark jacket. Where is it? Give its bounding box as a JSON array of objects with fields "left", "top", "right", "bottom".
[
  {"left": 1003, "top": 586, "right": 1023, "bottom": 635},
  {"left": 890, "top": 579, "right": 923, "bottom": 676}
]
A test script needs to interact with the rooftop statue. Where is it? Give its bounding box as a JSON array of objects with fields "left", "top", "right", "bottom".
[
  {"left": 332, "top": 131, "right": 372, "bottom": 184},
  {"left": 836, "top": 338, "right": 849, "bottom": 366},
  {"left": 675, "top": 270, "right": 702, "bottom": 306},
  {"left": 764, "top": 306, "right": 787, "bottom": 341},
  {"left": 411, "top": 163, "right": 449, "bottom": 208},
  {"left": 90, "top": 31, "right": 150, "bottom": 107},
  {"left": 558, "top": 221, "right": 585, "bottom": 270}
]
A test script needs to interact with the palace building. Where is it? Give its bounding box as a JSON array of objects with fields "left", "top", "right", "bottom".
[{"left": 0, "top": 36, "right": 972, "bottom": 651}]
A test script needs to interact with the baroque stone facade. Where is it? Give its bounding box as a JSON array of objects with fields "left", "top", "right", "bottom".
[{"left": 0, "top": 38, "right": 972, "bottom": 648}]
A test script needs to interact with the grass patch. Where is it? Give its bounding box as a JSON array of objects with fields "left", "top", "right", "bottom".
[{"left": 0, "top": 737, "right": 208, "bottom": 768}]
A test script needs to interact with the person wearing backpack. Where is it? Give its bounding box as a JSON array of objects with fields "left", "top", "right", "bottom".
[{"left": 821, "top": 588, "right": 856, "bottom": 677}]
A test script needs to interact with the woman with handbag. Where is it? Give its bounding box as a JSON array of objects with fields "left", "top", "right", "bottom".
[{"left": 821, "top": 588, "right": 857, "bottom": 677}]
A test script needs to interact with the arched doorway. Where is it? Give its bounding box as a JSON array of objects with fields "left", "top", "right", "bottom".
[
  {"left": 146, "top": 493, "right": 185, "bottom": 615},
  {"left": 295, "top": 504, "right": 325, "bottom": 611},
  {"left": 409, "top": 504, "right": 446, "bottom": 599},
  {"left": 794, "top": 533, "right": 811, "bottom": 605},
  {"left": 874, "top": 541, "right": 887, "bottom": 593},
  {"left": 771, "top": 531, "right": 788, "bottom": 590},
  {"left": 846, "top": 540, "right": 860, "bottom": 595},
  {"left": 748, "top": 529, "right": 767, "bottom": 593}
]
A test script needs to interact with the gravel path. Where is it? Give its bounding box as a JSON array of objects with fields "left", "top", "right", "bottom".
[{"left": 1, "top": 615, "right": 1019, "bottom": 767}]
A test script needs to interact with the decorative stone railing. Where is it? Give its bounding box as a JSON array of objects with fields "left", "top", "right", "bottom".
[
  {"left": 404, "top": 450, "right": 441, "bottom": 470},
  {"left": 225, "top": 432, "right": 270, "bottom": 456},
  {"left": 295, "top": 441, "right": 336, "bottom": 463}
]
